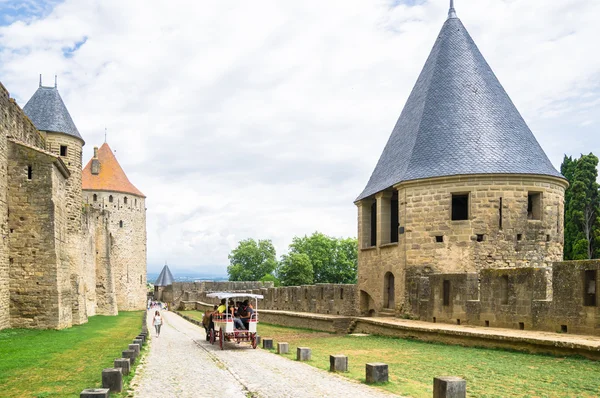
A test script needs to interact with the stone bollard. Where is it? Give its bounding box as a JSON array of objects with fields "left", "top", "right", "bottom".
[
  {"left": 365, "top": 363, "right": 388, "bottom": 384},
  {"left": 133, "top": 338, "right": 143, "bottom": 348},
  {"left": 80, "top": 388, "right": 110, "bottom": 398},
  {"left": 297, "top": 347, "right": 311, "bottom": 361},
  {"left": 114, "top": 358, "right": 131, "bottom": 376},
  {"left": 262, "top": 338, "right": 273, "bottom": 349},
  {"left": 122, "top": 349, "right": 136, "bottom": 365},
  {"left": 277, "top": 342, "right": 289, "bottom": 354},
  {"left": 433, "top": 376, "right": 466, "bottom": 398},
  {"left": 101, "top": 368, "right": 123, "bottom": 393},
  {"left": 129, "top": 343, "right": 141, "bottom": 356},
  {"left": 330, "top": 355, "right": 348, "bottom": 372}
]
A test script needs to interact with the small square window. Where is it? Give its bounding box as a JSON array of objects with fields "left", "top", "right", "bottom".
[
  {"left": 451, "top": 193, "right": 469, "bottom": 220},
  {"left": 435, "top": 236, "right": 444, "bottom": 243},
  {"left": 476, "top": 234, "right": 484, "bottom": 242},
  {"left": 60, "top": 145, "right": 67, "bottom": 157},
  {"left": 517, "top": 234, "right": 523, "bottom": 241}
]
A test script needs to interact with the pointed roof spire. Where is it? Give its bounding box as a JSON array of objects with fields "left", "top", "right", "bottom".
[
  {"left": 23, "top": 79, "right": 83, "bottom": 142},
  {"left": 448, "top": 0, "right": 457, "bottom": 19},
  {"left": 154, "top": 265, "right": 174, "bottom": 286},
  {"left": 356, "top": 8, "right": 564, "bottom": 201},
  {"left": 82, "top": 142, "right": 146, "bottom": 197}
]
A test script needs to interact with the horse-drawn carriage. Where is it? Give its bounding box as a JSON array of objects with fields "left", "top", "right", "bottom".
[{"left": 206, "top": 292, "right": 263, "bottom": 350}]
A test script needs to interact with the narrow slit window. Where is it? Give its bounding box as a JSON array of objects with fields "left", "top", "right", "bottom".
[
  {"left": 499, "top": 197, "right": 503, "bottom": 230},
  {"left": 109, "top": 195, "right": 113, "bottom": 203},
  {"left": 443, "top": 280, "right": 450, "bottom": 306},
  {"left": 584, "top": 270, "right": 597, "bottom": 307},
  {"left": 93, "top": 194, "right": 97, "bottom": 202},
  {"left": 527, "top": 192, "right": 541, "bottom": 220},
  {"left": 390, "top": 192, "right": 399, "bottom": 243},
  {"left": 27, "top": 165, "right": 32, "bottom": 180},
  {"left": 119, "top": 220, "right": 123, "bottom": 228},
  {"left": 370, "top": 201, "right": 377, "bottom": 247},
  {"left": 124, "top": 197, "right": 128, "bottom": 205},
  {"left": 60, "top": 145, "right": 67, "bottom": 156},
  {"left": 500, "top": 275, "right": 509, "bottom": 304},
  {"left": 451, "top": 193, "right": 469, "bottom": 220}
]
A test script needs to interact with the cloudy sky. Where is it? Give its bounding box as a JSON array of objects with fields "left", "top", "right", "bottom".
[{"left": 0, "top": 0, "right": 598, "bottom": 275}]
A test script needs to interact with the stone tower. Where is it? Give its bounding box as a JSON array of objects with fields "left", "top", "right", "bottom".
[
  {"left": 23, "top": 78, "right": 88, "bottom": 324},
  {"left": 355, "top": 4, "right": 568, "bottom": 316},
  {"left": 82, "top": 143, "right": 147, "bottom": 310}
]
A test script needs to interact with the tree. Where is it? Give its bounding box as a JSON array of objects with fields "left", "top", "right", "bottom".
[
  {"left": 227, "top": 239, "right": 277, "bottom": 281},
  {"left": 562, "top": 153, "right": 600, "bottom": 260},
  {"left": 288, "top": 232, "right": 358, "bottom": 284},
  {"left": 260, "top": 273, "right": 281, "bottom": 287},
  {"left": 277, "top": 253, "right": 313, "bottom": 286}
]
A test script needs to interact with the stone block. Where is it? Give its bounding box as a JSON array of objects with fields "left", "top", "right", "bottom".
[
  {"left": 277, "top": 342, "right": 289, "bottom": 354},
  {"left": 329, "top": 355, "right": 348, "bottom": 372},
  {"left": 297, "top": 347, "right": 311, "bottom": 361},
  {"left": 114, "top": 358, "right": 130, "bottom": 376},
  {"left": 262, "top": 338, "right": 273, "bottom": 349},
  {"left": 122, "top": 349, "right": 136, "bottom": 365},
  {"left": 129, "top": 343, "right": 140, "bottom": 355},
  {"left": 366, "top": 363, "right": 388, "bottom": 384},
  {"left": 256, "top": 335, "right": 261, "bottom": 345},
  {"left": 101, "top": 368, "right": 122, "bottom": 393},
  {"left": 133, "top": 338, "right": 143, "bottom": 347},
  {"left": 80, "top": 388, "right": 110, "bottom": 398},
  {"left": 433, "top": 376, "right": 466, "bottom": 398}
]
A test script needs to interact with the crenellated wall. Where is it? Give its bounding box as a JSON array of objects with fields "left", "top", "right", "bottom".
[
  {"left": 410, "top": 260, "right": 600, "bottom": 336},
  {"left": 168, "top": 281, "right": 358, "bottom": 317}
]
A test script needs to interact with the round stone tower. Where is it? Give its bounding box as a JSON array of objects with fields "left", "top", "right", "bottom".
[
  {"left": 355, "top": 4, "right": 568, "bottom": 316},
  {"left": 23, "top": 77, "right": 88, "bottom": 324},
  {"left": 82, "top": 143, "right": 147, "bottom": 310}
]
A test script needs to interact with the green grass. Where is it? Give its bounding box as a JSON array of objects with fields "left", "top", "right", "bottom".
[
  {"left": 0, "top": 311, "right": 145, "bottom": 398},
  {"left": 181, "top": 310, "right": 600, "bottom": 397}
]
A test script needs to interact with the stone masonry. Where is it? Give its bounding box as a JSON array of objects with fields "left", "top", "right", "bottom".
[{"left": 0, "top": 80, "right": 147, "bottom": 331}]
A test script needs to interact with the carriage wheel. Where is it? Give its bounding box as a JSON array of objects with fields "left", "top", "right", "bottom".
[
  {"left": 219, "top": 328, "right": 224, "bottom": 350},
  {"left": 251, "top": 333, "right": 257, "bottom": 349},
  {"left": 209, "top": 329, "right": 215, "bottom": 345}
]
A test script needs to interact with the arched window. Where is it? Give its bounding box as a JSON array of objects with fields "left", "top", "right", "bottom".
[
  {"left": 124, "top": 197, "right": 128, "bottom": 204},
  {"left": 93, "top": 194, "right": 97, "bottom": 202},
  {"left": 119, "top": 220, "right": 123, "bottom": 228},
  {"left": 109, "top": 195, "right": 113, "bottom": 203}
]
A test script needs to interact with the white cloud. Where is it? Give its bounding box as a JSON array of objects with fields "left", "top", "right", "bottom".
[{"left": 1, "top": 0, "right": 599, "bottom": 274}]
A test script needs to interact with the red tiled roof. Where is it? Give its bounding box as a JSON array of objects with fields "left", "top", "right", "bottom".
[{"left": 82, "top": 143, "right": 145, "bottom": 197}]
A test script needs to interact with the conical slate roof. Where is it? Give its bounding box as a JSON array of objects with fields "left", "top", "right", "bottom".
[
  {"left": 154, "top": 265, "right": 175, "bottom": 286},
  {"left": 23, "top": 85, "right": 83, "bottom": 142},
  {"left": 82, "top": 143, "right": 145, "bottom": 197},
  {"left": 356, "top": 8, "right": 563, "bottom": 201}
]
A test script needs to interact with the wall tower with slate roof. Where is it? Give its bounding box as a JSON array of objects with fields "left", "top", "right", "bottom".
[
  {"left": 356, "top": 4, "right": 568, "bottom": 316},
  {"left": 0, "top": 77, "right": 147, "bottom": 331}
]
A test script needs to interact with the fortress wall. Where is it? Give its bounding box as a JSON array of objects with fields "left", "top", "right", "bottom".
[
  {"left": 358, "top": 174, "right": 566, "bottom": 316},
  {"left": 7, "top": 141, "right": 71, "bottom": 329},
  {"left": 171, "top": 282, "right": 357, "bottom": 316},
  {"left": 0, "top": 84, "right": 48, "bottom": 330},
  {"left": 414, "top": 260, "right": 600, "bottom": 336},
  {"left": 90, "top": 207, "right": 118, "bottom": 315},
  {"left": 84, "top": 191, "right": 146, "bottom": 310},
  {"left": 81, "top": 207, "right": 97, "bottom": 316},
  {"left": 46, "top": 134, "right": 87, "bottom": 324}
]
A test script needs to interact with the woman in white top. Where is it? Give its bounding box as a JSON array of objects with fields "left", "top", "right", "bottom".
[{"left": 153, "top": 311, "right": 163, "bottom": 337}]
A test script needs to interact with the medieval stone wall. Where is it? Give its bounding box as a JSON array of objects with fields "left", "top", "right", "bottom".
[
  {"left": 413, "top": 260, "right": 600, "bottom": 336},
  {"left": 7, "top": 141, "right": 71, "bottom": 328},
  {"left": 84, "top": 190, "right": 146, "bottom": 310},
  {"left": 0, "top": 84, "right": 48, "bottom": 330},
  {"left": 169, "top": 281, "right": 357, "bottom": 317},
  {"left": 45, "top": 133, "right": 87, "bottom": 324},
  {"left": 357, "top": 174, "right": 567, "bottom": 316}
]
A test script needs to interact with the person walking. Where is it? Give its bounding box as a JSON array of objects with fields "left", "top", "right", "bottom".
[{"left": 153, "top": 310, "right": 163, "bottom": 337}]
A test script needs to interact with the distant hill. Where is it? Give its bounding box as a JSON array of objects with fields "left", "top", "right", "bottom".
[{"left": 147, "top": 271, "right": 228, "bottom": 283}]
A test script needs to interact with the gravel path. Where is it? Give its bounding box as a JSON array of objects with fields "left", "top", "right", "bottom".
[{"left": 131, "top": 311, "right": 398, "bottom": 398}]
